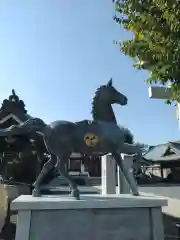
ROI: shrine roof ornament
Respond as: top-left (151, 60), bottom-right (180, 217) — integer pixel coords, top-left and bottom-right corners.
top-left (9, 89), bottom-right (20, 102)
top-left (0, 89), bottom-right (27, 114)
top-left (0, 89), bottom-right (33, 125)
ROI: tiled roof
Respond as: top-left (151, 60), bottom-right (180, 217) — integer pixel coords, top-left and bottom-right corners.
top-left (143, 144), bottom-right (168, 160)
top-left (143, 141), bottom-right (180, 162)
top-left (169, 142), bottom-right (180, 154)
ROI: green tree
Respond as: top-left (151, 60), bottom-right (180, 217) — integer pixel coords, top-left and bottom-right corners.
top-left (113, 0), bottom-right (180, 102)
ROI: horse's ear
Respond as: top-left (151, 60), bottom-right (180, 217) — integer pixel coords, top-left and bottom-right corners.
top-left (107, 78), bottom-right (112, 87)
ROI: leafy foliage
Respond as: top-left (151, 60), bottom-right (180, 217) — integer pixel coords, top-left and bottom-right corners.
top-left (113, 0), bottom-right (180, 102)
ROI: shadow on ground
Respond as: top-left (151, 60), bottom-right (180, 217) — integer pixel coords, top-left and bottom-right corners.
top-left (163, 213), bottom-right (180, 239)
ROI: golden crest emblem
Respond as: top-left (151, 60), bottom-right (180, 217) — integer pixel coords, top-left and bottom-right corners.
top-left (84, 133), bottom-right (99, 147)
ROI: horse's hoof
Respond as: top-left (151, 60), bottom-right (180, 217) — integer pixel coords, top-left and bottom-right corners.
top-left (71, 189), bottom-right (80, 200)
top-left (32, 188), bottom-right (41, 197)
top-left (132, 191), bottom-right (140, 196)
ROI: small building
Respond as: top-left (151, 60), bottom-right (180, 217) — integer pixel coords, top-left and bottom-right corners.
top-left (142, 141), bottom-right (180, 182)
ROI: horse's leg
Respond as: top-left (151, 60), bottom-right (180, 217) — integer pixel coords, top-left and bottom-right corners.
top-left (112, 152), bottom-right (139, 196)
top-left (121, 142), bottom-right (142, 173)
top-left (36, 153), bottom-right (44, 178)
top-left (32, 154), bottom-right (57, 197)
top-left (56, 155), bottom-right (80, 200)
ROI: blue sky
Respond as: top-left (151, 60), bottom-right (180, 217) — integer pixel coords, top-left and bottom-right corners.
top-left (0, 0), bottom-right (179, 145)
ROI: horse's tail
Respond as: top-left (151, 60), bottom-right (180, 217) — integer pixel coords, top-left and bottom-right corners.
top-left (120, 125), bottom-right (134, 144)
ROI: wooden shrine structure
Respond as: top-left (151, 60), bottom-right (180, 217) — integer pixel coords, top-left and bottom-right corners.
top-left (142, 141), bottom-right (180, 183)
top-left (0, 90), bottom-right (47, 183)
top-left (0, 90), bottom-right (101, 182)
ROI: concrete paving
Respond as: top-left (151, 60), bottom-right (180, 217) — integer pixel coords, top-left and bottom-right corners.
top-left (140, 185), bottom-right (180, 219)
top-left (140, 185), bottom-right (180, 199)
top-left (94, 185), bottom-right (180, 219)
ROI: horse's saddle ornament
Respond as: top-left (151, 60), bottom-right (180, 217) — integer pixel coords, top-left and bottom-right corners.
top-left (84, 133), bottom-right (99, 147)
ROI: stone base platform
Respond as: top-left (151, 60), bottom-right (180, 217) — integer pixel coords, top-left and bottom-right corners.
top-left (11, 194), bottom-right (167, 240)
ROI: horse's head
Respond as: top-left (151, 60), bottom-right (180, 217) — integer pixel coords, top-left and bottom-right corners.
top-left (98, 78), bottom-right (128, 106)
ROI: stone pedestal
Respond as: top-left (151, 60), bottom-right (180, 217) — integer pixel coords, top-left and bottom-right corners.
top-left (11, 194), bottom-right (167, 240)
top-left (117, 154), bottom-right (134, 194)
top-left (101, 154), bottom-right (116, 194)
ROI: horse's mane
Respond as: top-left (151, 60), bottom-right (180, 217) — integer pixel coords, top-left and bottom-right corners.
top-left (91, 85), bottom-right (105, 120)
top-left (91, 85), bottom-right (117, 122)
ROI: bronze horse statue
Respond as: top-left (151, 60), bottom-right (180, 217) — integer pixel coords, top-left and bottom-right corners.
top-left (0, 79), bottom-right (142, 199)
